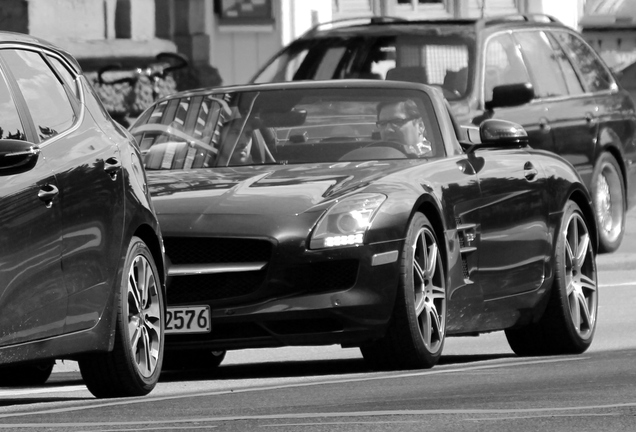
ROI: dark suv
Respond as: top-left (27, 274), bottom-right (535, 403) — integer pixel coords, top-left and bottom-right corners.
top-left (252, 14), bottom-right (636, 253)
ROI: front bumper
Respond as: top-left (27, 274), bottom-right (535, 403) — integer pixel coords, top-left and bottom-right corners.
top-left (164, 238), bottom-right (403, 351)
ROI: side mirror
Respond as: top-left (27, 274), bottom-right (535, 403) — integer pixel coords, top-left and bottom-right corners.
top-left (485, 83), bottom-right (534, 110)
top-left (461, 119), bottom-right (528, 153)
top-left (0, 139), bottom-right (40, 175)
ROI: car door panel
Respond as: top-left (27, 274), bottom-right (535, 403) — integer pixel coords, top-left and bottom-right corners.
top-left (45, 123), bottom-right (125, 333)
top-left (0, 154), bottom-right (66, 346)
top-left (472, 148), bottom-right (550, 303)
top-left (1, 48), bottom-right (126, 334)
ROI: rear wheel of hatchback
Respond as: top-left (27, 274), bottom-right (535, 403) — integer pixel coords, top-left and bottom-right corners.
top-left (79, 237), bottom-right (164, 398)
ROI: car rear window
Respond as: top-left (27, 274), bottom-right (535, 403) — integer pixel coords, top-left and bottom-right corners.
top-left (252, 31), bottom-right (475, 100)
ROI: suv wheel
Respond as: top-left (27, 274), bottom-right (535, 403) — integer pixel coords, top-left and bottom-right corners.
top-left (591, 152), bottom-right (625, 253)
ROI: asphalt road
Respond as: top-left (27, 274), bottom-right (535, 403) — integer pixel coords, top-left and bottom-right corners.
top-left (0, 210), bottom-right (634, 431)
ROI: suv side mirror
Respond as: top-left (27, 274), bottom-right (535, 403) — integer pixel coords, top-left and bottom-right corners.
top-left (0, 139), bottom-right (40, 175)
top-left (485, 83), bottom-right (534, 110)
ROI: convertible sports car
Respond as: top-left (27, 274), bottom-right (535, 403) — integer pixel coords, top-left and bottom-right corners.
top-left (130, 80), bottom-right (598, 371)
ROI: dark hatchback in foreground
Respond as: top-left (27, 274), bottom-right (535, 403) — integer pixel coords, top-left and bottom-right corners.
top-left (252, 14), bottom-right (636, 253)
top-left (130, 80), bottom-right (598, 371)
top-left (0, 32), bottom-right (165, 397)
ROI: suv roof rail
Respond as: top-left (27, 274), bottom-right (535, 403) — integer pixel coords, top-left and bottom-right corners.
top-left (301, 16), bottom-right (408, 37)
top-left (482, 13), bottom-right (561, 26)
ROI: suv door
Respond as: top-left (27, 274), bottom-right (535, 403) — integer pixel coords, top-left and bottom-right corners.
top-left (513, 30), bottom-right (597, 179)
top-left (1, 49), bottom-right (126, 334)
top-left (0, 61), bottom-right (66, 346)
top-left (478, 32), bottom-right (556, 153)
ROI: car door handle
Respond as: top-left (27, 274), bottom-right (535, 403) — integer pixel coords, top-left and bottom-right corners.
top-left (585, 112), bottom-right (597, 127)
top-left (104, 157), bottom-right (121, 180)
top-left (38, 184), bottom-right (59, 208)
top-left (524, 162), bottom-right (538, 182)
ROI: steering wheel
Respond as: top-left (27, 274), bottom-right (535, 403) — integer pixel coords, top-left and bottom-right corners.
top-left (364, 141), bottom-right (411, 154)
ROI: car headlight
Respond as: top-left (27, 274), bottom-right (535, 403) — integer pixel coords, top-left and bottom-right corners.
top-left (309, 193), bottom-right (387, 249)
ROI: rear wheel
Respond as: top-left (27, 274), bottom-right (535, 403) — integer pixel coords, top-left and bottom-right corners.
top-left (505, 200), bottom-right (597, 355)
top-left (79, 236), bottom-right (164, 398)
top-left (163, 350), bottom-right (226, 372)
top-left (361, 212), bottom-right (446, 370)
top-left (591, 152), bottom-right (625, 253)
top-left (0, 361), bottom-right (54, 386)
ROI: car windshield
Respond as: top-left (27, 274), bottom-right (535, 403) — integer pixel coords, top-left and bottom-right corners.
top-left (252, 29), bottom-right (475, 101)
top-left (129, 86), bottom-right (444, 169)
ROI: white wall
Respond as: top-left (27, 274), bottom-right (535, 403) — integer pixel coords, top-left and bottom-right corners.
top-left (526, 0), bottom-right (584, 29)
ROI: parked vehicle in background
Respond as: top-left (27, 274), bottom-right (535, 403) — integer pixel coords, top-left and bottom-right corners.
top-left (0, 31), bottom-right (166, 398)
top-left (129, 79), bottom-right (598, 372)
top-left (251, 14), bottom-right (636, 253)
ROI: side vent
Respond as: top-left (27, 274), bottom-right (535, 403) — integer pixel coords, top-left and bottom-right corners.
top-left (456, 217), bottom-right (477, 281)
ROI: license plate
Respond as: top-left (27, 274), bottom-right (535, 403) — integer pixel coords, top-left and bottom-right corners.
top-left (166, 306), bottom-right (211, 334)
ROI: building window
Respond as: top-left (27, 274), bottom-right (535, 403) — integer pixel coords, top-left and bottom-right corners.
top-left (392, 0), bottom-right (450, 19)
top-left (217, 0), bottom-right (274, 26)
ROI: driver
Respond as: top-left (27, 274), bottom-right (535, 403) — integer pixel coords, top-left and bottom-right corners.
top-left (376, 99), bottom-right (432, 157)
top-left (221, 119), bottom-right (255, 166)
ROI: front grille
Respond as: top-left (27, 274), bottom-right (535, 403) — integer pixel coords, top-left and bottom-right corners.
top-left (165, 237), bottom-right (273, 303)
top-left (168, 270), bottom-right (267, 304)
top-left (164, 237), bottom-right (273, 265)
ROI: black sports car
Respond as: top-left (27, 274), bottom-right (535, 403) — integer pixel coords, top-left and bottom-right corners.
top-left (130, 80), bottom-right (598, 371)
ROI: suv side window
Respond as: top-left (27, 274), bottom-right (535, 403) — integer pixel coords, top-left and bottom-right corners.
top-left (484, 33), bottom-right (530, 102)
top-left (552, 31), bottom-right (613, 93)
top-left (545, 32), bottom-right (584, 96)
top-left (0, 68), bottom-right (26, 141)
top-left (1, 49), bottom-right (76, 141)
top-left (514, 31), bottom-right (568, 99)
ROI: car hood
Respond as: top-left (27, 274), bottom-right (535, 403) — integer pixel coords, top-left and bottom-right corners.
top-left (148, 160), bottom-right (420, 216)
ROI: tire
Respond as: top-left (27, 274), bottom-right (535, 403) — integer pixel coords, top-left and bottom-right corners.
top-left (505, 200), bottom-right (598, 356)
top-left (591, 152), bottom-right (625, 253)
top-left (163, 350), bottom-right (226, 372)
top-left (0, 361), bottom-right (54, 386)
top-left (360, 212), bottom-right (446, 370)
top-left (79, 236), bottom-right (164, 398)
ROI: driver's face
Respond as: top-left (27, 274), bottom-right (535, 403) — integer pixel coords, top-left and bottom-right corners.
top-left (229, 126), bottom-right (253, 164)
top-left (377, 103), bottom-right (420, 146)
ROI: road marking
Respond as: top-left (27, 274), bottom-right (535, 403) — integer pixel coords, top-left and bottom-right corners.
top-left (0, 357), bottom-right (586, 420)
top-left (0, 403), bottom-right (633, 428)
top-left (599, 281), bottom-right (635, 287)
top-left (0, 386), bottom-right (86, 397)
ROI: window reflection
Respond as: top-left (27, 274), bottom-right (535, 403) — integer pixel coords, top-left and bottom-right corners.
top-left (1, 49), bottom-right (75, 141)
top-left (0, 69), bottom-right (26, 141)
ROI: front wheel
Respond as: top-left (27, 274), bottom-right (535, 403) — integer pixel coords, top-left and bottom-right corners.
top-left (361, 212), bottom-right (446, 370)
top-left (79, 236), bottom-right (164, 398)
top-left (505, 200), bottom-right (597, 355)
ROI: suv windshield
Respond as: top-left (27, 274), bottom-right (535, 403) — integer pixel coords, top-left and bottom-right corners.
top-left (252, 29), bottom-right (476, 101)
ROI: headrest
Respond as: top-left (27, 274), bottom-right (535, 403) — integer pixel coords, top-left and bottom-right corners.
top-left (386, 66), bottom-right (428, 84)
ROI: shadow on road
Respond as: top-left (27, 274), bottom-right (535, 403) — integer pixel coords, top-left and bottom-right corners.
top-left (159, 352), bottom-right (517, 383)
